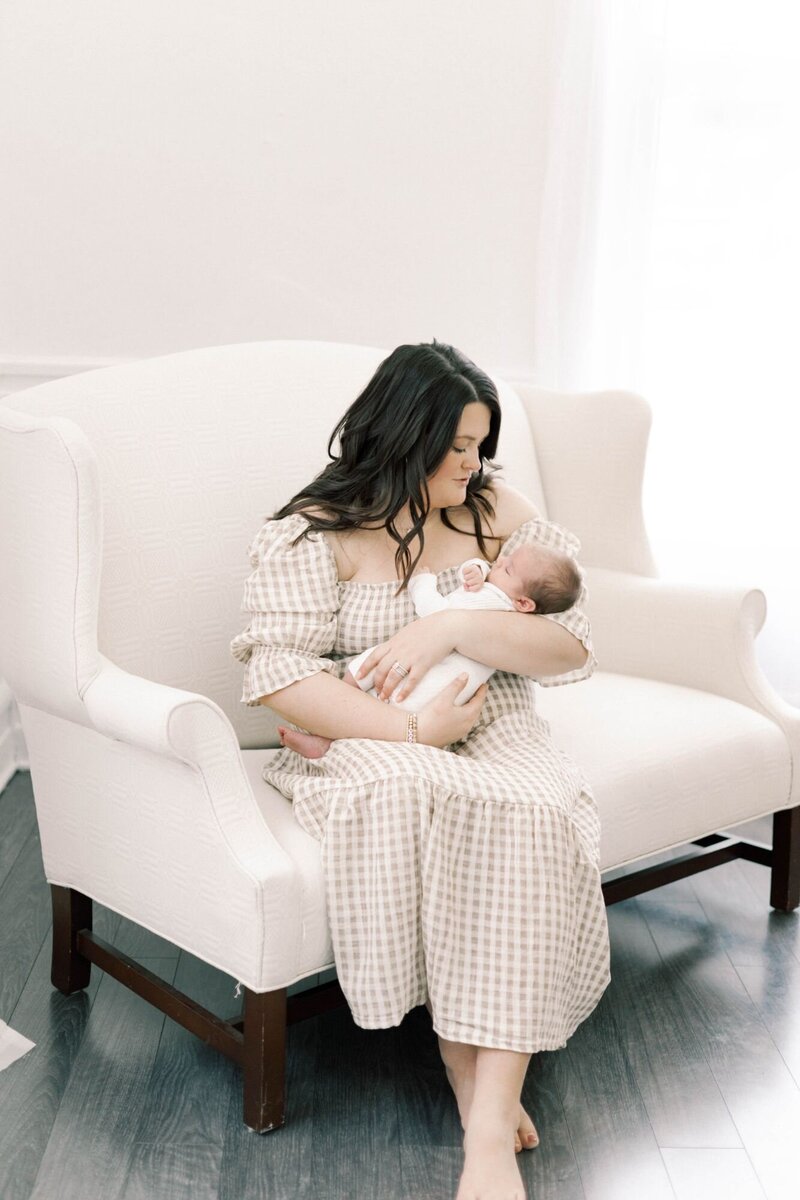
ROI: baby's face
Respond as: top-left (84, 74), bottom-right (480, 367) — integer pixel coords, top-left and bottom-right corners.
top-left (488, 545), bottom-right (554, 610)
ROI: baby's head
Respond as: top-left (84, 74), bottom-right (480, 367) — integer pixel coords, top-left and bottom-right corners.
top-left (487, 545), bottom-right (582, 614)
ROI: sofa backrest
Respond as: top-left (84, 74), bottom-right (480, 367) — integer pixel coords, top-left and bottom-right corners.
top-left (1, 339), bottom-right (548, 747)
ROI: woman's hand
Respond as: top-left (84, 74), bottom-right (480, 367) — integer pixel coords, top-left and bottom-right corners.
top-left (354, 610), bottom-right (460, 703)
top-left (416, 676), bottom-right (489, 748)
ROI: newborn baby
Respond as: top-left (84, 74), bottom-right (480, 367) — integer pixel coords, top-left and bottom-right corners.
top-left (279, 541), bottom-right (581, 759)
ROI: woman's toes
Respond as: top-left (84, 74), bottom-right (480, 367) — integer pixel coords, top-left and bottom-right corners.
top-left (518, 1103), bottom-right (539, 1149)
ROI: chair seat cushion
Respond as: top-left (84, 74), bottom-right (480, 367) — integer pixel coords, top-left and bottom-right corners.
top-left (245, 671), bottom-right (791, 971)
top-left (242, 750), bottom-right (334, 980)
top-left (536, 672), bottom-right (792, 870)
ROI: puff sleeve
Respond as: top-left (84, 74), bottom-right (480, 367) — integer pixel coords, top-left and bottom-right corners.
top-left (230, 512), bottom-right (340, 705)
top-left (497, 517), bottom-right (598, 687)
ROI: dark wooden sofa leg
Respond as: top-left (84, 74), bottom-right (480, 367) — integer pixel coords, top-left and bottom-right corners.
top-left (243, 986), bottom-right (287, 1133)
top-left (771, 805), bottom-right (800, 912)
top-left (50, 884), bottom-right (93, 993)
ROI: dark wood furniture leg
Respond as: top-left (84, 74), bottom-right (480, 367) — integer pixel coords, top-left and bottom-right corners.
top-left (771, 804), bottom-right (800, 912)
top-left (243, 987), bottom-right (287, 1133)
top-left (49, 884), bottom-right (347, 1132)
top-left (51, 883), bottom-right (92, 993)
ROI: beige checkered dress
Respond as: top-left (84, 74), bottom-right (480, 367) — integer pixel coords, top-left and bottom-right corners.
top-left (231, 512), bottom-right (611, 1052)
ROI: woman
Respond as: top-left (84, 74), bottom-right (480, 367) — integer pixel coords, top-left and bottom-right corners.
top-left (230, 341), bottom-right (611, 1200)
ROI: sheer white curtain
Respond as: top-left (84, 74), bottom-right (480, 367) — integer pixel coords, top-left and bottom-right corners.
top-left (534, 0), bottom-right (800, 705)
top-left (532, 0), bottom-right (668, 391)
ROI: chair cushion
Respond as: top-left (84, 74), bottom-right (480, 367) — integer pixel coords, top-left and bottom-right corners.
top-left (246, 673), bottom-right (792, 944)
top-left (241, 749), bottom-right (334, 978)
top-left (536, 672), bottom-right (793, 870)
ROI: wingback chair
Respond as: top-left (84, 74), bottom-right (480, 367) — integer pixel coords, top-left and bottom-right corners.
top-left (1, 340), bottom-right (798, 1133)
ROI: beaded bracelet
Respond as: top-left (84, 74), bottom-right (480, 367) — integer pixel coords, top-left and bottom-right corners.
top-left (406, 712), bottom-right (418, 744)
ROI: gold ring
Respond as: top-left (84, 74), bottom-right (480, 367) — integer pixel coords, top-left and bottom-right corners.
top-left (392, 661), bottom-right (410, 677)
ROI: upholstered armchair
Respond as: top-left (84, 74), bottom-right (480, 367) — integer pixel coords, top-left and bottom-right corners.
top-left (1, 340), bottom-right (797, 1133)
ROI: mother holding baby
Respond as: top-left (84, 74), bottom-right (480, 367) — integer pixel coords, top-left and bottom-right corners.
top-left (230, 340), bottom-right (611, 1200)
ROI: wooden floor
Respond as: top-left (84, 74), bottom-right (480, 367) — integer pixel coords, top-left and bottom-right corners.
top-left (1, 770), bottom-right (799, 1200)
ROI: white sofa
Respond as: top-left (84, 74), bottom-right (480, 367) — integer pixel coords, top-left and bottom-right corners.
top-left (1, 339), bottom-right (797, 1132)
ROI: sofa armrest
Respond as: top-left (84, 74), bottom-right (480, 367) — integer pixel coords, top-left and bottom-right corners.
top-left (82, 655), bottom-right (292, 886)
top-left (584, 567), bottom-right (800, 771)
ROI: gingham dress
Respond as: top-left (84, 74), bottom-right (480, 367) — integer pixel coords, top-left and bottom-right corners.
top-left (230, 512), bottom-right (611, 1052)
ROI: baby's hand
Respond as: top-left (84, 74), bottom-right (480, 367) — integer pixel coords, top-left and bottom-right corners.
top-left (415, 562), bottom-right (435, 576)
top-left (461, 563), bottom-right (485, 591)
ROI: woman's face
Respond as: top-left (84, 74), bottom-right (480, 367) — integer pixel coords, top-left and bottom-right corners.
top-left (426, 401), bottom-right (491, 509)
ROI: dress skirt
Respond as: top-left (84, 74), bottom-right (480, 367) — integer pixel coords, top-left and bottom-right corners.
top-left (231, 511), bottom-right (612, 1053)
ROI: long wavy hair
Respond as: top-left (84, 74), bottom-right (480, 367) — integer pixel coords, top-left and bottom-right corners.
top-left (273, 340), bottom-right (503, 593)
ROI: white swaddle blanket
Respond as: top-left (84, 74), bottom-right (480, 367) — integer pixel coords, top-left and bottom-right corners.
top-left (348, 558), bottom-right (515, 712)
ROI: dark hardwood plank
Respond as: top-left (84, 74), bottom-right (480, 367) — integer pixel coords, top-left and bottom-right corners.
top-left (397, 1146), bottom-right (465, 1200)
top-left (29, 961), bottom-right (179, 1200)
top-left (121, 1143), bottom-right (222, 1200)
top-left (396, 1004), bottom-right (462, 1146)
top-left (307, 1006), bottom-right (403, 1200)
top-left (639, 870), bottom-right (800, 1200)
top-left (556, 904), bottom-right (676, 1199)
top-left (219, 1006), bottom-right (319, 1200)
top-left (395, 1005), bottom-right (464, 1200)
top-left (683, 858), bottom-right (800, 1089)
top-left (606, 893), bottom-right (740, 1147)
top-left (0, 925), bottom-right (110, 1200)
top-left (129, 951), bottom-right (240, 1150)
top-left (517, 1051), bottom-right (586, 1200)
top-left (0, 830), bottom-right (53, 1019)
top-left (0, 770), bottom-right (38, 887)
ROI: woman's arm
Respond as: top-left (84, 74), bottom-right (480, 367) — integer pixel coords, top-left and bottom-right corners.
top-left (449, 608), bottom-right (588, 677)
top-left (259, 672), bottom-right (407, 739)
top-left (260, 667), bottom-right (487, 748)
top-left (365, 608), bottom-right (587, 703)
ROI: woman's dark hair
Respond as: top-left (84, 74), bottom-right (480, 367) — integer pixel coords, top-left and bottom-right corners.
top-left (273, 340), bottom-right (503, 593)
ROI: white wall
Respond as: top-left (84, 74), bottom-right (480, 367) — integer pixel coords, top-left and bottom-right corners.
top-left (0, 0), bottom-right (563, 380)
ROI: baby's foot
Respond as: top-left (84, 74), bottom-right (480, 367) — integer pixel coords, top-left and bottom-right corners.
top-left (277, 726), bottom-right (333, 759)
top-left (456, 1117), bottom-right (527, 1200)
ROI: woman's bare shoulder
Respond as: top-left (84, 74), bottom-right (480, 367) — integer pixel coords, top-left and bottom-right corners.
top-left (482, 480), bottom-right (542, 538)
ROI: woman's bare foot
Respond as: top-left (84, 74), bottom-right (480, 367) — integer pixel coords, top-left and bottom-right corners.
top-left (426, 1001), bottom-right (539, 1155)
top-left (277, 725), bottom-right (332, 759)
top-left (445, 1063), bottom-right (538, 1153)
top-left (456, 1115), bottom-right (527, 1200)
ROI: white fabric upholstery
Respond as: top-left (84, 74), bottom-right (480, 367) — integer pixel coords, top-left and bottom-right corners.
top-left (536, 673), bottom-right (792, 869)
top-left (0, 342), bottom-right (547, 753)
top-left (1, 339), bottom-right (797, 993)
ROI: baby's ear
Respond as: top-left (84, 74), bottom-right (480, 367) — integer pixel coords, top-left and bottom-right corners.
top-left (515, 596), bottom-right (536, 613)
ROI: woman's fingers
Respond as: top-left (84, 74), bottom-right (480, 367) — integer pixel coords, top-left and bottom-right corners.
top-left (375, 650), bottom-right (419, 699)
top-left (468, 682), bottom-right (489, 708)
top-left (394, 671), bottom-right (419, 704)
top-left (377, 659), bottom-right (409, 700)
top-left (433, 673), bottom-right (470, 703)
top-left (353, 644), bottom-right (385, 681)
